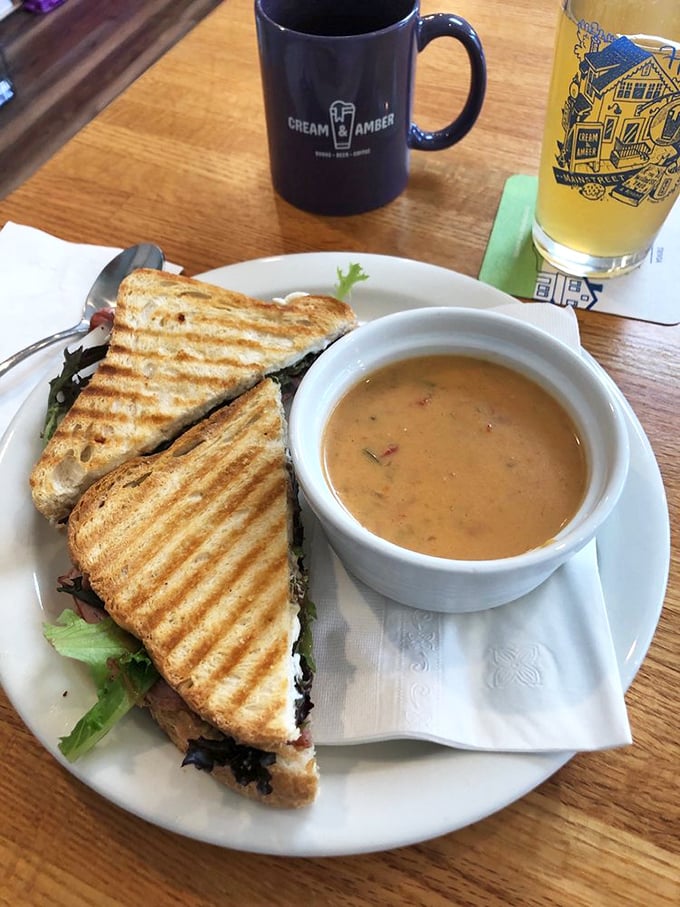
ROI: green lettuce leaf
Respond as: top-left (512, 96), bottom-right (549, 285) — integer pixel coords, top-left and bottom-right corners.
top-left (333, 262), bottom-right (369, 300)
top-left (42, 343), bottom-right (109, 444)
top-left (43, 609), bottom-right (159, 761)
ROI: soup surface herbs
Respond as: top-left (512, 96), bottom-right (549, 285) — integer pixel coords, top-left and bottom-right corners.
top-left (322, 355), bottom-right (587, 560)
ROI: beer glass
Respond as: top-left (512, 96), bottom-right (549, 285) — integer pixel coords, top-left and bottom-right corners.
top-left (532, 1), bottom-right (680, 277)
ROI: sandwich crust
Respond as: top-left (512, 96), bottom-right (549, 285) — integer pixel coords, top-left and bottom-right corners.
top-left (31, 269), bottom-right (356, 523)
top-left (68, 380), bottom-right (308, 753)
top-left (148, 695), bottom-right (318, 809)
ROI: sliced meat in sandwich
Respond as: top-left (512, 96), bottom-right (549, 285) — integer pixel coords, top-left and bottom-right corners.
top-left (30, 268), bottom-right (356, 523)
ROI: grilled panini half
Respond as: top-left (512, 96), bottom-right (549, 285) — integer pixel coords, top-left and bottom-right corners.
top-left (66, 379), bottom-right (318, 807)
top-left (31, 268), bottom-right (356, 523)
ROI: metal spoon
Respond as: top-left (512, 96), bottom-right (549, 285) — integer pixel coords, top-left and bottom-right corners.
top-left (0, 242), bottom-right (165, 378)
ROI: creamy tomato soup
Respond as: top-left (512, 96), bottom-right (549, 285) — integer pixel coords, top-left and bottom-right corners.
top-left (322, 355), bottom-right (587, 560)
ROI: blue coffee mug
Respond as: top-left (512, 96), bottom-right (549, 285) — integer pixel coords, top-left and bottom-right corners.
top-left (255, 0), bottom-right (487, 216)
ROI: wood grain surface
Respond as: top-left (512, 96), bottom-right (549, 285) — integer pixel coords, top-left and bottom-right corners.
top-left (0, 1), bottom-right (678, 904)
top-left (0, 0), bottom-right (223, 200)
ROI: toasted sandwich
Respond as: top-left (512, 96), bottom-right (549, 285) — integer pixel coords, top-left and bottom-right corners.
top-left (47, 379), bottom-right (319, 808)
top-left (30, 268), bottom-right (357, 523)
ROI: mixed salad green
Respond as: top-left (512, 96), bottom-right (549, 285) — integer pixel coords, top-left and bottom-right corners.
top-left (44, 602), bottom-right (159, 762)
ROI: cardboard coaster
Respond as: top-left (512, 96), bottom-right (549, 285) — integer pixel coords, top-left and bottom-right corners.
top-left (479, 174), bottom-right (680, 326)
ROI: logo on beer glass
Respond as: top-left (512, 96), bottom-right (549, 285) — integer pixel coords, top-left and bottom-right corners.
top-left (329, 100), bottom-right (356, 151)
top-left (549, 28), bottom-right (680, 207)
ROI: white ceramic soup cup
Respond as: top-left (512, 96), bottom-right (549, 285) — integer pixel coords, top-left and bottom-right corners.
top-left (289, 306), bottom-right (630, 613)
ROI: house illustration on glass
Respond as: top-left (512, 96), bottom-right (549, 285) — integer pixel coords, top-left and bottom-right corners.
top-left (554, 35), bottom-right (680, 204)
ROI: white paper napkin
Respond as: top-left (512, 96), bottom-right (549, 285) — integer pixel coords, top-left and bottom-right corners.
top-left (0, 221), bottom-right (182, 440)
top-left (310, 302), bottom-right (632, 752)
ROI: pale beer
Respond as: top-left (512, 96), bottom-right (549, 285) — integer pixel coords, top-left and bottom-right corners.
top-left (533, 1), bottom-right (680, 276)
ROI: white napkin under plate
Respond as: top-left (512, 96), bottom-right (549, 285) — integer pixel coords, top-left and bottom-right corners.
top-left (310, 302), bottom-right (633, 752)
top-left (0, 221), bottom-right (182, 440)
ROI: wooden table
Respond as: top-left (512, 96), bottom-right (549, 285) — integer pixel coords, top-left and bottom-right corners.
top-left (0, 1), bottom-right (677, 903)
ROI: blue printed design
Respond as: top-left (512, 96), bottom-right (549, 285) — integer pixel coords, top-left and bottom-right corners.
top-left (534, 271), bottom-right (603, 309)
top-left (553, 26), bottom-right (680, 205)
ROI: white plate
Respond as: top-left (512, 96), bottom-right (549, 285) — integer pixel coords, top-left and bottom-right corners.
top-left (0, 253), bottom-right (670, 857)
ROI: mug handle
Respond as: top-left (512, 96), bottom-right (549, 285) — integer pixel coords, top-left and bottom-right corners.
top-left (408, 14), bottom-right (487, 151)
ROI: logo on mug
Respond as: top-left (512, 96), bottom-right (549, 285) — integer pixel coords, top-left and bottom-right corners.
top-left (287, 100), bottom-right (396, 156)
top-left (330, 100), bottom-right (356, 150)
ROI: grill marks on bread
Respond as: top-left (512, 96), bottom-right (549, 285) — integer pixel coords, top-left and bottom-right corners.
top-left (30, 269), bottom-right (357, 523)
top-left (68, 380), bottom-right (302, 751)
